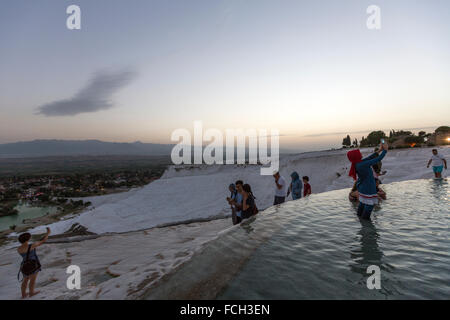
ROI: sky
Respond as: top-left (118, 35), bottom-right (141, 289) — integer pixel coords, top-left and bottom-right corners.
top-left (0, 0), bottom-right (449, 150)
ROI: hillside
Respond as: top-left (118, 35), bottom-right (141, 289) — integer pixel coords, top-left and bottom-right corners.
top-left (0, 140), bottom-right (174, 158)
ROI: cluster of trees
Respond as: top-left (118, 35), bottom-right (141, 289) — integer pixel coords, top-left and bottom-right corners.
top-left (342, 131), bottom-right (386, 148)
top-left (388, 130), bottom-right (431, 146)
top-left (0, 203), bottom-right (19, 217)
top-left (404, 135), bottom-right (425, 145)
top-left (0, 188), bottom-right (22, 201)
top-left (64, 199), bottom-right (91, 209)
top-left (388, 130), bottom-right (428, 144)
top-left (54, 199), bottom-right (91, 214)
top-left (389, 130), bottom-right (412, 138)
top-left (342, 128), bottom-right (442, 148)
top-left (359, 131), bottom-right (387, 147)
top-left (342, 135), bottom-right (359, 148)
top-left (435, 126), bottom-right (450, 133)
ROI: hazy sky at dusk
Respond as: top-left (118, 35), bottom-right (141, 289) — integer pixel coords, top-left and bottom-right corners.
top-left (1, 0), bottom-right (449, 149)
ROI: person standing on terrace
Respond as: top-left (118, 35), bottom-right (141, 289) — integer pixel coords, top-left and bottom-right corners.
top-left (273, 172), bottom-right (287, 205)
top-left (347, 142), bottom-right (388, 220)
top-left (427, 149), bottom-right (447, 179)
top-left (287, 171), bottom-right (303, 200)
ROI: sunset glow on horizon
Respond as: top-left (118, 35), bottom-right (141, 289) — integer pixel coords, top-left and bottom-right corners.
top-left (1, 0), bottom-right (449, 150)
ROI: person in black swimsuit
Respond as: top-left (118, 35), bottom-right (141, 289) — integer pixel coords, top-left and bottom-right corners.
top-left (17, 227), bottom-right (50, 299)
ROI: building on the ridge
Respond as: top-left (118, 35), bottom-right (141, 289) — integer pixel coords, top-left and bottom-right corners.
top-left (428, 126), bottom-right (450, 146)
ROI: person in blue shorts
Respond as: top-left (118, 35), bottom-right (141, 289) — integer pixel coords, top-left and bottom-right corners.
top-left (427, 149), bottom-right (447, 179)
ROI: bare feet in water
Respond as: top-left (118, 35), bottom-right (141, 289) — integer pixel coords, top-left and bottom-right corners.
top-left (29, 291), bottom-right (40, 297)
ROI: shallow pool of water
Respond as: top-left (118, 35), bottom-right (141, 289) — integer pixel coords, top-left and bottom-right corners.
top-left (146, 179), bottom-right (449, 300)
top-left (0, 204), bottom-right (58, 231)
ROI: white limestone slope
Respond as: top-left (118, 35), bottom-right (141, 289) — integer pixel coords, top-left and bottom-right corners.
top-left (0, 219), bottom-right (232, 300)
top-left (23, 146), bottom-right (450, 235)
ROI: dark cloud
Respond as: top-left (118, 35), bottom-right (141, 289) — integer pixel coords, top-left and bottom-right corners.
top-left (36, 68), bottom-right (137, 116)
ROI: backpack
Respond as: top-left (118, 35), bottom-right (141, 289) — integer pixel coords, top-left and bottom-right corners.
top-left (252, 204), bottom-right (259, 216)
top-left (250, 195), bottom-right (259, 215)
top-left (18, 245), bottom-right (41, 281)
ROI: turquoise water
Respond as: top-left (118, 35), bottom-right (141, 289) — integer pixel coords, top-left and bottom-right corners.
top-left (146, 179), bottom-right (449, 300)
top-left (0, 204), bottom-right (58, 231)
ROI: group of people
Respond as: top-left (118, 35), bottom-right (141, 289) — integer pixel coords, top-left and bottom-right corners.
top-left (226, 171), bottom-right (312, 225)
top-left (227, 145), bottom-right (447, 225)
top-left (227, 180), bottom-right (258, 225)
top-left (273, 171), bottom-right (312, 205)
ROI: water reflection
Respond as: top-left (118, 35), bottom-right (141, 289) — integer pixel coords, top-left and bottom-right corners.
top-left (429, 178), bottom-right (448, 202)
top-left (240, 218), bottom-right (256, 234)
top-left (350, 218), bottom-right (383, 275)
top-left (148, 179), bottom-right (450, 299)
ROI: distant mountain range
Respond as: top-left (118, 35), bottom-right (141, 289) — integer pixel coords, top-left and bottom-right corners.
top-left (0, 139), bottom-right (303, 158)
top-left (0, 140), bottom-right (175, 158)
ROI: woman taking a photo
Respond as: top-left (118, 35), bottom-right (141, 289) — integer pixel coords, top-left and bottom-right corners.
top-left (17, 227), bottom-right (51, 298)
top-left (347, 142), bottom-right (388, 220)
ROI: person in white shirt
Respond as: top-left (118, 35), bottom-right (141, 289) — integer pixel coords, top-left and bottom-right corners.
top-left (273, 172), bottom-right (287, 205)
top-left (427, 149), bottom-right (447, 179)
